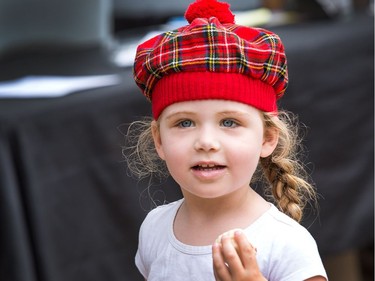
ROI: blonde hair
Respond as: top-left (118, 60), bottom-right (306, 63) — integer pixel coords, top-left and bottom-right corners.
top-left (122, 110), bottom-right (317, 222)
top-left (259, 111), bottom-right (317, 222)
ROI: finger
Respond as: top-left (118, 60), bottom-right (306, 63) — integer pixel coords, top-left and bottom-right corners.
top-left (233, 230), bottom-right (258, 269)
top-left (212, 242), bottom-right (231, 281)
top-left (220, 233), bottom-right (244, 274)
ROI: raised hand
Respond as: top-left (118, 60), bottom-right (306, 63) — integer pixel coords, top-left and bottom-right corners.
top-left (212, 230), bottom-right (267, 281)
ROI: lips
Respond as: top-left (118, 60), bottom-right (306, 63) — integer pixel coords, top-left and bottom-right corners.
top-left (190, 162), bottom-right (228, 182)
top-left (192, 163), bottom-right (226, 171)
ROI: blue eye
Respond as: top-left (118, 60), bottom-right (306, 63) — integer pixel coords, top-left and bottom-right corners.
top-left (179, 120), bottom-right (193, 127)
top-left (221, 119), bottom-right (237, 127)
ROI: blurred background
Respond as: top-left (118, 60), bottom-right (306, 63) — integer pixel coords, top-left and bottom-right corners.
top-left (0, 0), bottom-right (373, 281)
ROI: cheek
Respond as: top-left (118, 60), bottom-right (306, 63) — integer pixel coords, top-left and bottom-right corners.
top-left (232, 149), bottom-right (259, 168)
top-left (159, 136), bottom-right (186, 162)
top-left (160, 144), bottom-right (187, 183)
top-left (229, 139), bottom-right (263, 170)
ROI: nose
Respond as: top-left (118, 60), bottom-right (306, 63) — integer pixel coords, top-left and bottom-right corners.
top-left (193, 126), bottom-right (220, 152)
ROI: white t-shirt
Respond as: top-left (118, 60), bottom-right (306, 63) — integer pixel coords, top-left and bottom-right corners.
top-left (135, 199), bottom-right (327, 281)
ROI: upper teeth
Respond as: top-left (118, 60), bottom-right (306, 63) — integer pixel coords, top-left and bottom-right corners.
top-left (200, 164), bottom-right (215, 168)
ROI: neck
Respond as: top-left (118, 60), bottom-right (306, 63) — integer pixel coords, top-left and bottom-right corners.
top-left (184, 188), bottom-right (254, 215)
top-left (180, 186), bottom-right (265, 224)
top-left (173, 187), bottom-right (269, 246)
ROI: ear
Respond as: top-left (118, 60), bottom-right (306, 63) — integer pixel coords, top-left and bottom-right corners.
top-left (260, 126), bottom-right (279, 158)
top-left (151, 120), bottom-right (166, 160)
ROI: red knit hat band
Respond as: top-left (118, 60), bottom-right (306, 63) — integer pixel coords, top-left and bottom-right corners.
top-left (152, 72), bottom-right (276, 119)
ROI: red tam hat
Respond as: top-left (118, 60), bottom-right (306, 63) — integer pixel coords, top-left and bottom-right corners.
top-left (133, 0), bottom-right (288, 119)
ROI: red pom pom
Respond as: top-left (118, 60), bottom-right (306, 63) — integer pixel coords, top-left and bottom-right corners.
top-left (184, 0), bottom-right (235, 24)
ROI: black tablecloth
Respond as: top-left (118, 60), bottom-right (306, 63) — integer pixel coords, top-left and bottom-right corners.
top-left (0, 14), bottom-right (373, 281)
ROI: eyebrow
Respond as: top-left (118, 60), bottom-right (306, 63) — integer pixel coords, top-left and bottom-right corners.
top-left (217, 111), bottom-right (250, 117)
top-left (165, 110), bottom-right (250, 120)
top-left (165, 111), bottom-right (196, 120)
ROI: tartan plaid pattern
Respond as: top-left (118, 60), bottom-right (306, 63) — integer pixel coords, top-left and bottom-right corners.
top-left (133, 17), bottom-right (288, 116)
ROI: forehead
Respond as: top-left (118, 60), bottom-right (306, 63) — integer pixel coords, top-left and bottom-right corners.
top-left (160, 99), bottom-right (262, 119)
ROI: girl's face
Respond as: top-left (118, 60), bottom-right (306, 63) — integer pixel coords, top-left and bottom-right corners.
top-left (152, 100), bottom-right (278, 199)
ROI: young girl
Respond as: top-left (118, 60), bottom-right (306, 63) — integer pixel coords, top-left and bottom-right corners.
top-left (126, 0), bottom-right (327, 280)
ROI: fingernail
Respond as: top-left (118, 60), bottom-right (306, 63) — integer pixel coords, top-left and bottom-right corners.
top-left (213, 242), bottom-right (220, 249)
top-left (234, 230), bottom-right (242, 236)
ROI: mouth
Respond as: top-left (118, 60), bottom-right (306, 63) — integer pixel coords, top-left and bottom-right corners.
top-left (192, 163), bottom-right (226, 171)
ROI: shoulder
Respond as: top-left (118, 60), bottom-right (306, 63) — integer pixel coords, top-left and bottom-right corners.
top-left (143, 199), bottom-right (182, 221)
top-left (138, 200), bottom-right (185, 256)
top-left (139, 199), bottom-right (182, 236)
top-left (261, 205), bottom-right (315, 243)
top-left (250, 205), bottom-right (327, 280)
top-left (249, 205), bottom-right (321, 263)
top-left (136, 199), bottom-right (183, 273)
